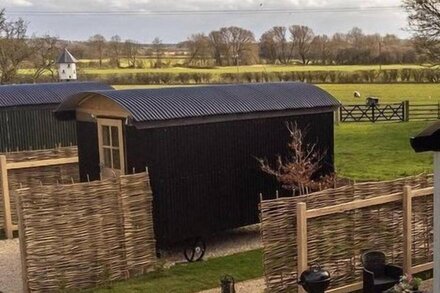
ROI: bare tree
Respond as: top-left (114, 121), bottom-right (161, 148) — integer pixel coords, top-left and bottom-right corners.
top-left (208, 30), bottom-right (226, 66)
top-left (109, 35), bottom-right (122, 67)
top-left (152, 37), bottom-right (164, 68)
top-left (124, 40), bottom-right (139, 68)
top-left (257, 122), bottom-right (334, 195)
top-left (0, 9), bottom-right (31, 84)
top-left (260, 26), bottom-right (294, 64)
top-left (221, 26), bottom-right (256, 65)
top-left (29, 35), bottom-right (59, 82)
top-left (404, 0), bottom-right (440, 65)
top-left (289, 25), bottom-right (315, 64)
top-left (186, 33), bottom-right (212, 66)
top-left (88, 34), bottom-right (106, 67)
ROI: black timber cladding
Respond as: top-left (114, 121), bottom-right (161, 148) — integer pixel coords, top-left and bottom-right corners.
top-left (129, 112), bottom-right (334, 245)
top-left (56, 82), bottom-right (340, 127)
top-left (0, 82), bottom-right (113, 151)
top-left (410, 120), bottom-right (440, 152)
top-left (65, 83), bottom-right (337, 246)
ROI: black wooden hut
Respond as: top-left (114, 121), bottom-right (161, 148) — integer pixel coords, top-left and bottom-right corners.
top-left (55, 83), bottom-right (340, 247)
top-left (0, 82), bottom-right (113, 151)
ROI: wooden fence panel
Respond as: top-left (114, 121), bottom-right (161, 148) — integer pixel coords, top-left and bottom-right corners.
top-left (409, 103), bottom-right (440, 121)
top-left (15, 171), bottom-right (156, 292)
top-left (260, 174), bottom-right (433, 293)
top-left (340, 102), bottom-right (406, 123)
top-left (0, 147), bottom-right (79, 238)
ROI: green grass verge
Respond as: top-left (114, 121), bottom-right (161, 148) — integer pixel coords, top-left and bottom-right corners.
top-left (89, 249), bottom-right (263, 293)
top-left (335, 121), bottom-right (433, 181)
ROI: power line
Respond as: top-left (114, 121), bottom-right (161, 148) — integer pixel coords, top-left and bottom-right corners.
top-left (6, 6), bottom-right (403, 16)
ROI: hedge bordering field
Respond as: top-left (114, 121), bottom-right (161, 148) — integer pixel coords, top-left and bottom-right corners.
top-left (15, 68), bottom-right (440, 85)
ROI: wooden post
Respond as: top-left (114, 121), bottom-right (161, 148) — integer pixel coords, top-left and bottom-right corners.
top-left (403, 185), bottom-right (412, 273)
top-left (404, 100), bottom-right (410, 122)
top-left (16, 192), bottom-right (29, 293)
top-left (0, 155), bottom-right (13, 239)
top-left (433, 152), bottom-right (440, 293)
top-left (297, 202), bottom-right (308, 293)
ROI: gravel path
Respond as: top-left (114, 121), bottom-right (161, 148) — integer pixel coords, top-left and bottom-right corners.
top-left (160, 225), bottom-right (261, 263)
top-left (0, 239), bottom-right (21, 293)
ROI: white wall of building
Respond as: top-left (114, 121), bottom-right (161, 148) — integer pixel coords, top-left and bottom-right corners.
top-left (58, 63), bottom-right (77, 81)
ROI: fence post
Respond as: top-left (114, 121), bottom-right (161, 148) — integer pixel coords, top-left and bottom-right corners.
top-left (404, 101), bottom-right (410, 122)
top-left (297, 202), bottom-right (308, 293)
top-left (16, 192), bottom-right (29, 293)
top-left (403, 185), bottom-right (412, 274)
top-left (0, 155), bottom-right (13, 239)
top-left (436, 102), bottom-right (440, 119)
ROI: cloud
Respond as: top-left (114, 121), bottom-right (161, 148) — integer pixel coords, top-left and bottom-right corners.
top-left (4, 0), bottom-right (33, 7)
top-left (0, 0), bottom-right (408, 42)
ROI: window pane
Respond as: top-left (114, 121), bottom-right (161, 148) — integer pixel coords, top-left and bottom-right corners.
top-left (102, 126), bottom-right (110, 146)
top-left (103, 148), bottom-right (112, 168)
top-left (111, 126), bottom-right (119, 147)
top-left (112, 149), bottom-right (121, 169)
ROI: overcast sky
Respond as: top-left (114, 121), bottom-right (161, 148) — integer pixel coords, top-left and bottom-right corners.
top-left (0, 0), bottom-right (409, 43)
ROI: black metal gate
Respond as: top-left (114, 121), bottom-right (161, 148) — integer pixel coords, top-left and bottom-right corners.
top-left (340, 102), bottom-right (407, 123)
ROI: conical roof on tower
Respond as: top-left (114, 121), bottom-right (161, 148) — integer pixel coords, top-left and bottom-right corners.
top-left (56, 48), bottom-right (78, 64)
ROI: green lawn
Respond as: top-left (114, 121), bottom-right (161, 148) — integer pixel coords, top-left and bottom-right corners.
top-left (89, 250), bottom-right (262, 293)
top-left (335, 121), bottom-right (433, 180)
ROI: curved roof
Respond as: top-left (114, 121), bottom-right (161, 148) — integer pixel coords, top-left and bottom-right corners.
top-left (56, 82), bottom-right (340, 127)
top-left (0, 82), bottom-right (114, 107)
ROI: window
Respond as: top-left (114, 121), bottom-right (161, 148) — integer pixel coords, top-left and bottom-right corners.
top-left (97, 119), bottom-right (125, 177)
top-left (101, 125), bottom-right (121, 169)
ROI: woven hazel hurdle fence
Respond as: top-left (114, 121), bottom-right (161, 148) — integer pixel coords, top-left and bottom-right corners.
top-left (0, 147), bottom-right (79, 239)
top-left (15, 171), bottom-right (156, 293)
top-left (260, 174), bottom-right (433, 293)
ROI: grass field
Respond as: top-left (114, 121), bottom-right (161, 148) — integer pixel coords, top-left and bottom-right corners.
top-left (19, 64), bottom-right (426, 76)
top-left (90, 250), bottom-right (263, 293)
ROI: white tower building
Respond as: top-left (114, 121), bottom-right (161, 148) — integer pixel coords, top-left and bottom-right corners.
top-left (56, 48), bottom-right (78, 81)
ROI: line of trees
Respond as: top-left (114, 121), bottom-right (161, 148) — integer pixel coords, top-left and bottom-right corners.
top-left (182, 26), bottom-right (418, 67)
top-left (70, 27), bottom-right (420, 69)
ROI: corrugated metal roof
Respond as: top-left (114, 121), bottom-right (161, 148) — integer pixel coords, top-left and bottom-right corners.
top-left (0, 82), bottom-right (114, 107)
top-left (56, 49), bottom-right (77, 64)
top-left (57, 82), bottom-right (340, 126)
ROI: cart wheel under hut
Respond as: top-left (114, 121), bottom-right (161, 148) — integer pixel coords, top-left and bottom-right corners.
top-left (184, 238), bottom-right (206, 262)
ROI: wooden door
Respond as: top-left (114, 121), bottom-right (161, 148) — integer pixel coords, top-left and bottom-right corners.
top-left (97, 118), bottom-right (125, 178)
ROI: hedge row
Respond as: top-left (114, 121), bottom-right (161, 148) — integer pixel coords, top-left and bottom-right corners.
top-left (15, 68), bottom-right (440, 84)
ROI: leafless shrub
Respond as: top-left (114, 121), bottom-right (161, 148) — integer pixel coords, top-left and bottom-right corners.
top-left (257, 122), bottom-right (334, 195)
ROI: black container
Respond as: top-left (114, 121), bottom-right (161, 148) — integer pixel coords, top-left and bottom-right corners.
top-left (299, 264), bottom-right (331, 293)
top-left (366, 97), bottom-right (379, 106)
top-left (220, 275), bottom-right (235, 293)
